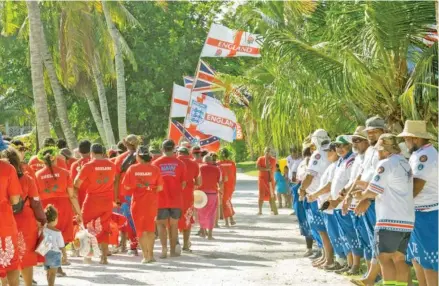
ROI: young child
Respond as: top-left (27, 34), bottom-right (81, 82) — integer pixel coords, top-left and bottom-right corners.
top-left (43, 205), bottom-right (65, 286)
top-left (283, 165), bottom-right (292, 208)
top-left (274, 164), bottom-right (288, 208)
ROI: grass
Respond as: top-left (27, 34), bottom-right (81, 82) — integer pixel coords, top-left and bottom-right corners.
top-left (236, 161), bottom-right (258, 177)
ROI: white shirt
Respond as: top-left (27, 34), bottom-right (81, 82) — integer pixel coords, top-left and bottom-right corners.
top-left (297, 159), bottom-right (309, 182)
top-left (287, 155), bottom-right (302, 181)
top-left (346, 153), bottom-right (366, 210)
top-left (368, 154), bottom-right (415, 232)
top-left (306, 149), bottom-right (330, 194)
top-left (43, 228), bottom-right (65, 252)
top-left (330, 152), bottom-right (356, 209)
top-left (360, 146), bottom-right (380, 182)
top-left (316, 162), bottom-right (336, 214)
top-left (409, 144), bottom-right (438, 212)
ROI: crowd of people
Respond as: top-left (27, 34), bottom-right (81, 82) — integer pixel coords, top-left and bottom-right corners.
top-left (259, 117), bottom-right (437, 286)
top-left (0, 134), bottom-right (237, 286)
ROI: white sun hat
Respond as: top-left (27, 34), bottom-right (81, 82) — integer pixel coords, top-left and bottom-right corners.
top-left (193, 190), bottom-right (208, 209)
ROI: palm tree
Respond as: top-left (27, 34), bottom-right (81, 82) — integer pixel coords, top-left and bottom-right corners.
top-left (26, 0), bottom-right (51, 146)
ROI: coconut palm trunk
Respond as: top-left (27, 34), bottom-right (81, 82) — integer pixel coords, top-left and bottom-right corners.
top-left (92, 63), bottom-right (116, 147)
top-left (102, 1), bottom-right (128, 140)
top-left (26, 0), bottom-right (51, 146)
top-left (32, 3), bottom-right (78, 149)
top-left (84, 89), bottom-right (108, 147)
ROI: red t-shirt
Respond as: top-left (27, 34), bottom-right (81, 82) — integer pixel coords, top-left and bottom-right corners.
top-left (218, 160), bottom-right (237, 188)
top-left (70, 157), bottom-right (91, 181)
top-left (199, 163), bottom-right (221, 191)
top-left (178, 155), bottom-right (199, 190)
top-left (18, 173), bottom-right (39, 200)
top-left (152, 156), bottom-right (186, 209)
top-left (256, 156), bottom-right (276, 179)
top-left (66, 158), bottom-right (77, 170)
top-left (29, 155), bottom-right (68, 172)
top-left (21, 163), bottom-right (36, 181)
top-left (35, 165), bottom-right (72, 200)
top-left (78, 159), bottom-right (116, 197)
top-left (0, 161), bottom-right (22, 237)
top-left (122, 163), bottom-right (163, 199)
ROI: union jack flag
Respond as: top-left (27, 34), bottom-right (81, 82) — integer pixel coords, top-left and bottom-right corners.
top-left (183, 76), bottom-right (194, 89)
top-left (192, 60), bottom-right (225, 97)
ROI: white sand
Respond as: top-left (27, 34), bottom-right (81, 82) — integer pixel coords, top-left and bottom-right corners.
top-left (32, 173), bottom-right (352, 286)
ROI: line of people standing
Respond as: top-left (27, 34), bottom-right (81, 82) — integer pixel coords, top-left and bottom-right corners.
top-left (0, 134), bottom-right (237, 286)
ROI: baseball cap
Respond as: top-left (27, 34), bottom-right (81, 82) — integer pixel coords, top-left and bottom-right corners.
top-left (192, 146), bottom-right (201, 154)
top-left (374, 134), bottom-right (401, 154)
top-left (351, 126), bottom-right (368, 140)
top-left (364, 116), bottom-right (385, 131)
top-left (125, 134), bottom-right (140, 146)
top-left (91, 143), bottom-right (105, 154)
top-left (177, 146), bottom-right (189, 154)
top-left (334, 135), bottom-right (351, 145)
top-left (137, 146), bottom-right (150, 156)
top-left (322, 142), bottom-right (337, 152)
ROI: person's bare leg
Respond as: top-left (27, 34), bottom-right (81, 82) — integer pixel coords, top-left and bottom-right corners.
top-left (183, 229), bottom-right (191, 250)
top-left (320, 232), bottom-right (334, 266)
top-left (277, 193), bottom-right (282, 208)
top-left (258, 200), bottom-right (263, 215)
top-left (1, 277), bottom-right (7, 286)
top-left (424, 268), bottom-right (438, 286)
top-left (412, 260), bottom-right (427, 286)
top-left (230, 216), bottom-right (236, 225)
top-left (47, 268), bottom-right (57, 286)
top-left (139, 232), bottom-right (148, 260)
top-left (349, 254), bottom-right (361, 273)
top-left (169, 218), bottom-right (179, 257)
top-left (393, 252), bottom-right (410, 284)
top-left (207, 229), bottom-right (214, 240)
top-left (379, 253), bottom-right (396, 282)
top-left (61, 247), bottom-right (69, 265)
top-left (146, 232), bottom-right (155, 262)
top-left (100, 243), bottom-right (109, 264)
top-left (6, 270), bottom-right (19, 286)
top-left (360, 261), bottom-right (381, 284)
top-left (21, 267), bottom-right (33, 286)
top-left (119, 231), bottom-right (127, 252)
top-left (157, 220), bottom-right (168, 258)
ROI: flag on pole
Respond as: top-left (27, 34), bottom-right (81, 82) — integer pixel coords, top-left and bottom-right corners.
top-left (186, 95), bottom-right (237, 142)
top-left (170, 84), bottom-right (191, 118)
top-left (183, 76), bottom-right (194, 89)
top-left (169, 120), bottom-right (220, 152)
top-left (201, 24), bottom-right (263, 58)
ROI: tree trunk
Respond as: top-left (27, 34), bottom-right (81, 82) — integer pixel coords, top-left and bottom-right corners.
top-left (27, 1), bottom-right (51, 147)
top-left (102, 1), bottom-right (128, 140)
top-left (84, 89), bottom-right (108, 147)
top-left (92, 63), bottom-right (116, 147)
top-left (34, 3), bottom-right (77, 149)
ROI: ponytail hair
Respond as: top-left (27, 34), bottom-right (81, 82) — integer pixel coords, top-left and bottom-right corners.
top-left (136, 145), bottom-right (152, 163)
top-left (37, 146), bottom-right (58, 180)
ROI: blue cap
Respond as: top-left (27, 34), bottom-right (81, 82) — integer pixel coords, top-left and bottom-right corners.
top-left (0, 133), bottom-right (9, 151)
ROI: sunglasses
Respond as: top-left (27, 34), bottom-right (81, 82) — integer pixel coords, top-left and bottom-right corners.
top-left (352, 138), bottom-right (366, 143)
top-left (335, 143), bottom-right (348, 148)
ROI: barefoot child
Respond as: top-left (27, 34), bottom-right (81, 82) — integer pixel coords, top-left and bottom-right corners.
top-left (43, 205), bottom-right (65, 286)
top-left (274, 164), bottom-right (288, 208)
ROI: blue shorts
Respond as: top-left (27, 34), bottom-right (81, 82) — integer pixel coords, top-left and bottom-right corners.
top-left (350, 211), bottom-right (373, 260)
top-left (44, 250), bottom-right (61, 270)
top-left (292, 184), bottom-right (312, 238)
top-left (334, 210), bottom-right (363, 257)
top-left (361, 201), bottom-right (377, 257)
top-left (322, 212), bottom-right (346, 259)
top-left (304, 199), bottom-right (324, 248)
top-left (407, 210), bottom-right (438, 271)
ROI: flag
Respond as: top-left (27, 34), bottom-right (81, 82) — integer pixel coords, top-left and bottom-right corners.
top-left (191, 60), bottom-right (225, 98)
top-left (235, 123), bottom-right (244, 140)
top-left (186, 95), bottom-right (237, 142)
top-left (170, 84), bottom-right (190, 118)
top-left (183, 76), bottom-right (194, 89)
top-left (169, 120), bottom-right (220, 152)
top-left (201, 24), bottom-right (263, 58)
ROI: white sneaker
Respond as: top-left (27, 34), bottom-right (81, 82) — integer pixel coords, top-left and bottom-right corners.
top-left (175, 244), bottom-right (182, 256)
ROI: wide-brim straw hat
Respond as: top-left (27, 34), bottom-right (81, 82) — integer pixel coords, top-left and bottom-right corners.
top-left (193, 190), bottom-right (208, 209)
top-left (397, 120), bottom-right (436, 140)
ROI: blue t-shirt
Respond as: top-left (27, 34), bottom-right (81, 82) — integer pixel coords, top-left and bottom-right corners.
top-left (274, 171), bottom-right (287, 194)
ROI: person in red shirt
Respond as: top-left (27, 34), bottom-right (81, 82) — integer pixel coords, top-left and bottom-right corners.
top-left (218, 148), bottom-right (237, 227)
top-left (177, 147), bottom-right (200, 252)
top-left (74, 143), bottom-right (116, 264)
top-left (10, 140), bottom-right (36, 182)
top-left (28, 138), bottom-right (68, 172)
top-left (113, 135), bottom-right (140, 256)
top-left (70, 140), bottom-right (92, 208)
top-left (34, 146), bottom-right (82, 274)
top-left (152, 140), bottom-right (186, 258)
top-left (2, 147), bottom-right (46, 286)
top-left (198, 155), bottom-right (222, 240)
top-left (191, 146), bottom-right (203, 164)
top-left (123, 146), bottom-right (163, 263)
top-left (256, 147), bottom-right (277, 215)
top-left (0, 135), bottom-right (23, 286)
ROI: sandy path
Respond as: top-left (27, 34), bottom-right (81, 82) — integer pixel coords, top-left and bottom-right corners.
top-left (32, 173), bottom-right (352, 286)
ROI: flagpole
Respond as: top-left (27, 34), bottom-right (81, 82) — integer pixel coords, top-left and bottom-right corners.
top-left (167, 83), bottom-right (176, 138)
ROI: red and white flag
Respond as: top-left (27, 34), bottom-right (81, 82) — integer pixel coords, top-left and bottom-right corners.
top-left (170, 83), bottom-right (190, 118)
top-left (201, 24), bottom-right (262, 58)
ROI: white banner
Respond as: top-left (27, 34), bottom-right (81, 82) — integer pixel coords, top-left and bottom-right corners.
top-left (170, 83), bottom-right (191, 118)
top-left (201, 24), bottom-right (262, 58)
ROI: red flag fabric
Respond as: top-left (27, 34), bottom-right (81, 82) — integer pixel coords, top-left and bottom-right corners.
top-left (169, 120), bottom-right (220, 152)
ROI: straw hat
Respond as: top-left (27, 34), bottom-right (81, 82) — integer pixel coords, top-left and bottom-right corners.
top-left (193, 190), bottom-right (208, 209)
top-left (397, 120), bottom-right (435, 140)
top-left (374, 134), bottom-right (401, 154)
top-left (351, 126), bottom-right (367, 140)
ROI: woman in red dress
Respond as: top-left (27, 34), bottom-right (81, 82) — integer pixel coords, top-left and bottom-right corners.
top-left (218, 148), bottom-right (237, 227)
top-left (0, 137), bottom-right (23, 286)
top-left (34, 147), bottom-right (82, 275)
top-left (123, 146), bottom-right (163, 263)
top-left (2, 148), bottom-right (45, 286)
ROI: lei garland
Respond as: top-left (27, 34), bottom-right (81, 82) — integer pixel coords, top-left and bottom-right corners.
top-left (37, 146), bottom-right (59, 162)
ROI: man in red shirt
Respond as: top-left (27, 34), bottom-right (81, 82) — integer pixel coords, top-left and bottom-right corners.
top-left (28, 138), bottom-right (68, 171)
top-left (192, 146), bottom-right (203, 164)
top-left (74, 143), bottom-right (116, 264)
top-left (152, 140), bottom-right (187, 258)
top-left (71, 140), bottom-right (92, 208)
top-left (177, 147), bottom-right (200, 252)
